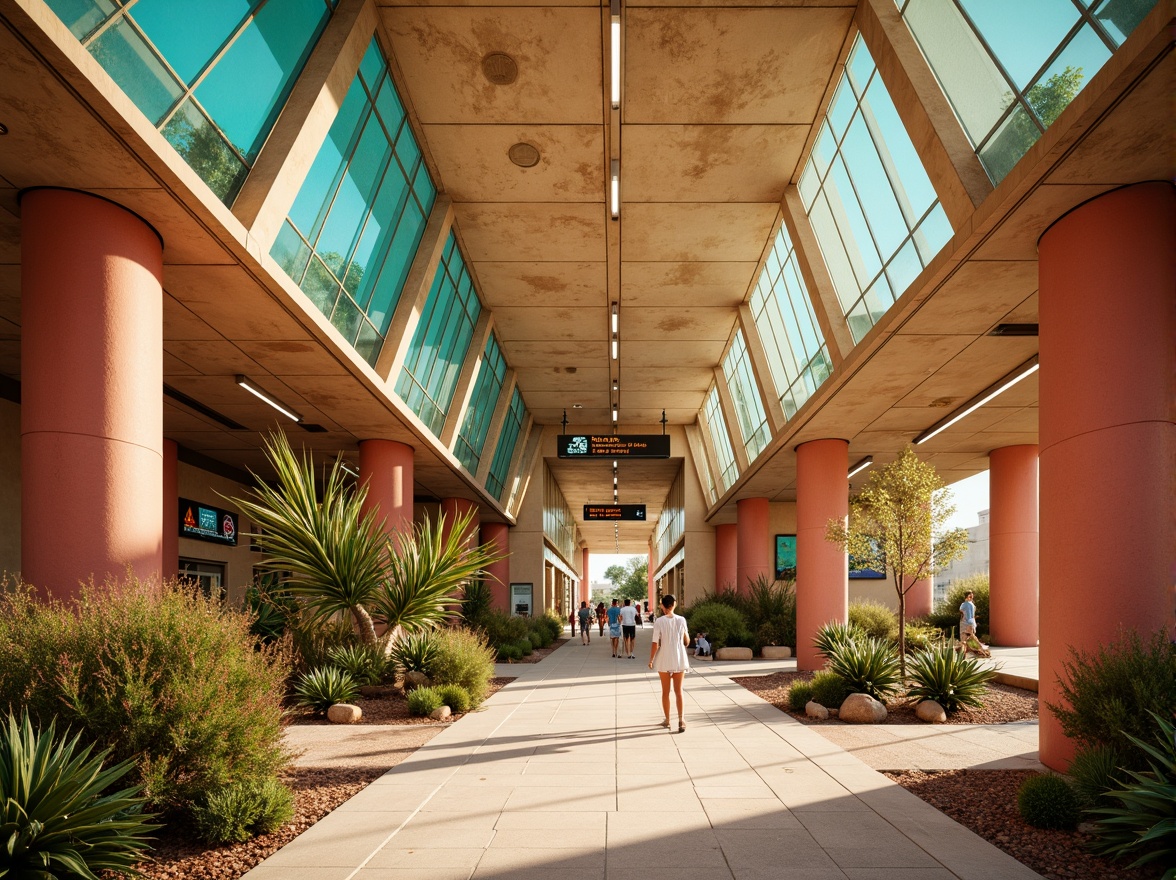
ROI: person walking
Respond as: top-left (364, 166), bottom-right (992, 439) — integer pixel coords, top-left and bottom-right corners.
top-left (648, 594), bottom-right (690, 731)
top-left (577, 601), bottom-right (592, 645)
top-left (607, 598), bottom-right (622, 657)
top-left (619, 598), bottom-right (638, 658)
top-left (596, 601), bottom-right (607, 637)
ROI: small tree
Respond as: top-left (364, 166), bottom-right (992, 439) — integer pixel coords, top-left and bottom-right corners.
top-left (825, 448), bottom-right (970, 675)
top-left (604, 557), bottom-right (649, 603)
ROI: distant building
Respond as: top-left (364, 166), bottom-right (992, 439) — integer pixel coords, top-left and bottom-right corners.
top-left (935, 510), bottom-right (990, 605)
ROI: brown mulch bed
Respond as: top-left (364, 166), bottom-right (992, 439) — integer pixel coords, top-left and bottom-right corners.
top-left (883, 770), bottom-right (1162, 880)
top-left (287, 676), bottom-right (516, 725)
top-left (732, 670), bottom-right (1038, 724)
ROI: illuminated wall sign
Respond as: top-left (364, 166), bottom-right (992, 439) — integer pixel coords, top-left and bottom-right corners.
top-left (583, 504), bottom-right (647, 521)
top-left (558, 434), bottom-right (670, 459)
top-left (179, 498), bottom-right (239, 546)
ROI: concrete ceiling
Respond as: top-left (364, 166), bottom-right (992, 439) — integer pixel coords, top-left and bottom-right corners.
top-left (0, 1), bottom-right (1171, 555)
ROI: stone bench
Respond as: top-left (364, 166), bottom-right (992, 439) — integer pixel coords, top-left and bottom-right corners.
top-left (760, 646), bottom-right (792, 659)
top-left (714, 646), bottom-right (753, 661)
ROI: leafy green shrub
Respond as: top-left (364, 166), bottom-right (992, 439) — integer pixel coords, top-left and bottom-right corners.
top-left (788, 680), bottom-right (815, 711)
top-left (536, 612), bottom-right (565, 642)
top-left (243, 582), bottom-right (298, 644)
top-left (435, 683), bottom-right (472, 714)
top-left (407, 686), bottom-right (444, 716)
top-left (459, 578), bottom-right (494, 627)
top-left (1087, 712), bottom-right (1176, 873)
top-left (0, 711), bottom-right (158, 878)
top-left (848, 600), bottom-right (898, 643)
top-left (1068, 744), bottom-right (1128, 807)
top-left (905, 645), bottom-right (995, 714)
top-left (903, 622), bottom-right (943, 653)
top-left (745, 576), bottom-right (796, 651)
top-left (192, 776), bottom-right (294, 844)
top-left (517, 638), bottom-right (534, 656)
top-left (497, 643), bottom-right (523, 662)
top-left (328, 642), bottom-right (389, 686)
top-left (424, 627), bottom-right (496, 707)
top-left (0, 581), bottom-right (289, 817)
top-left (288, 616), bottom-right (355, 674)
top-left (476, 609), bottom-right (530, 649)
top-left (812, 620), bottom-right (867, 663)
top-left (294, 667), bottom-right (359, 713)
top-left (688, 603), bottom-right (752, 650)
top-left (526, 631), bottom-right (542, 650)
top-left (1049, 629), bottom-right (1176, 773)
top-left (809, 669), bottom-right (852, 709)
top-left (390, 631), bottom-right (438, 674)
top-left (927, 574), bottom-right (989, 637)
top-left (1017, 773), bottom-right (1080, 830)
top-left (826, 636), bottom-right (902, 701)
top-left (530, 626), bottom-right (552, 648)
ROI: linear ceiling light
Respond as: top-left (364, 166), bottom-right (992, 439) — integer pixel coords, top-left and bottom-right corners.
top-left (611, 334), bottom-right (618, 360)
top-left (914, 356), bottom-right (1039, 445)
top-left (610, 159), bottom-right (620, 220)
top-left (612, 405), bottom-right (618, 421)
top-left (611, 302), bottom-right (618, 333)
top-left (847, 456), bottom-right (873, 478)
top-left (236, 375), bottom-right (301, 422)
top-left (610, 0), bottom-right (621, 109)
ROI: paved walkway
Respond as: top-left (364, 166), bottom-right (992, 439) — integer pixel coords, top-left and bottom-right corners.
top-left (249, 630), bottom-right (1043, 880)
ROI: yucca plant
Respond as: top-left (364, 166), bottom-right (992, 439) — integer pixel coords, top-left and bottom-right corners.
top-left (376, 509), bottom-right (505, 638)
top-left (234, 432), bottom-right (388, 644)
top-left (0, 712), bottom-right (158, 879)
top-left (1087, 712), bottom-right (1176, 876)
top-left (293, 666), bottom-right (359, 714)
top-left (826, 635), bottom-right (902, 701)
top-left (905, 644), bottom-right (995, 713)
top-left (812, 620), bottom-right (867, 663)
top-left (327, 643), bottom-right (388, 687)
top-left (459, 578), bottom-right (494, 627)
top-left (389, 631), bottom-right (438, 674)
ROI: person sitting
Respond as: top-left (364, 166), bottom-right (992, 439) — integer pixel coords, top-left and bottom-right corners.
top-left (694, 633), bottom-right (711, 657)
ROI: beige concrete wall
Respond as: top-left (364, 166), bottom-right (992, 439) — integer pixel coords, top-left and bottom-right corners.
top-left (506, 430), bottom-right (546, 616)
top-left (679, 425), bottom-right (716, 602)
top-left (0, 399), bottom-right (19, 578)
top-left (175, 462), bottom-right (262, 606)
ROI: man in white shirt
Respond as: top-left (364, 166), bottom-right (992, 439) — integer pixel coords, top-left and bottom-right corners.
top-left (618, 599), bottom-right (638, 658)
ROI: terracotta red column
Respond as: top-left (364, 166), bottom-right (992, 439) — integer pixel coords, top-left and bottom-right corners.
top-left (480, 521), bottom-right (510, 611)
top-left (905, 576), bottom-right (933, 620)
top-left (736, 497), bottom-right (770, 594)
top-left (1038, 182), bottom-right (1175, 770)
top-left (440, 497), bottom-right (480, 548)
top-left (796, 438), bottom-right (848, 671)
top-left (162, 439), bottom-right (179, 581)
top-left (21, 189), bottom-right (163, 598)
top-left (715, 523), bottom-right (737, 592)
top-left (359, 439), bottom-right (413, 537)
top-left (989, 445), bottom-right (1039, 647)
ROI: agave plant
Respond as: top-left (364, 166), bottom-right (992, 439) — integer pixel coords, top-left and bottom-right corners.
top-left (234, 432), bottom-right (388, 644)
top-left (0, 711), bottom-right (158, 879)
top-left (1087, 712), bottom-right (1176, 875)
top-left (389, 631), bottom-right (439, 674)
top-left (812, 620), bottom-right (867, 663)
top-left (327, 642), bottom-right (389, 687)
top-left (826, 635), bottom-right (903, 701)
top-left (905, 644), bottom-right (996, 713)
top-left (293, 667), bottom-right (359, 713)
top-left (375, 509), bottom-right (505, 639)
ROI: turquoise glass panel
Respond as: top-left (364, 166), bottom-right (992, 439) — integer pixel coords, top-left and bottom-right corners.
top-left (959, 0), bottom-right (1079, 90)
top-left (162, 99), bottom-right (248, 202)
top-left (456, 335), bottom-right (507, 474)
top-left (44, 0), bottom-right (117, 40)
top-left (486, 388), bottom-right (526, 500)
top-left (89, 18), bottom-right (184, 124)
top-left (132, 0), bottom-right (253, 84)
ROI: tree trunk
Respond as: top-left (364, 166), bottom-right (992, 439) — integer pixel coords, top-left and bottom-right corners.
top-left (352, 603), bottom-right (378, 645)
top-left (897, 577), bottom-right (908, 679)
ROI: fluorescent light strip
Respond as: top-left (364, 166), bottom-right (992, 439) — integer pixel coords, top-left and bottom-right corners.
top-left (609, 160), bottom-right (620, 219)
top-left (610, 0), bottom-right (621, 108)
top-left (611, 303), bottom-right (618, 333)
top-left (847, 456), bottom-right (873, 478)
top-left (611, 335), bottom-right (618, 359)
top-left (236, 375), bottom-right (301, 422)
top-left (914, 358), bottom-right (1039, 445)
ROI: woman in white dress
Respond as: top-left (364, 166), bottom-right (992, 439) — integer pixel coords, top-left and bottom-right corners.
top-left (647, 593), bottom-right (690, 732)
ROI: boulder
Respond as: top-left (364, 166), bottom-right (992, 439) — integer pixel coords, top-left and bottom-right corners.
top-left (327, 703), bottom-right (362, 724)
top-left (805, 701), bottom-right (829, 720)
top-left (761, 646), bottom-right (792, 659)
top-left (714, 647), bottom-right (753, 661)
top-left (404, 671), bottom-right (431, 689)
top-left (430, 705), bottom-right (452, 720)
top-left (916, 700), bottom-right (947, 723)
top-left (839, 693), bottom-right (887, 723)
top-left (828, 708), bottom-right (839, 718)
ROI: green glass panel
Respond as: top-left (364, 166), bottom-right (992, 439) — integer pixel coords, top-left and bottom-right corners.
top-left (161, 100), bottom-right (248, 202)
top-left (359, 38), bottom-right (385, 90)
top-left (959, 0), bottom-right (1079, 89)
top-left (355, 320), bottom-right (383, 367)
top-left (1028, 26), bottom-right (1106, 127)
top-left (89, 18), bottom-right (183, 124)
top-left (1095, 0), bottom-right (1158, 45)
top-left (45, 0), bottom-right (116, 40)
top-left (331, 295), bottom-right (363, 343)
top-left (301, 255), bottom-right (339, 316)
top-left (271, 221), bottom-right (312, 283)
top-left (131, 0), bottom-right (252, 84)
top-left (351, 172), bottom-right (409, 309)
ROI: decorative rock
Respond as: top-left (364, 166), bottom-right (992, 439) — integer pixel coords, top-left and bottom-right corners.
top-left (805, 701), bottom-right (829, 720)
top-left (327, 703), bottom-right (362, 724)
top-left (916, 699), bottom-right (947, 723)
top-left (761, 646), bottom-right (792, 659)
top-left (430, 705), bottom-right (452, 720)
top-left (839, 693), bottom-right (887, 723)
top-left (714, 647), bottom-right (753, 661)
top-left (404, 671), bottom-right (431, 689)
top-left (828, 708), bottom-right (838, 718)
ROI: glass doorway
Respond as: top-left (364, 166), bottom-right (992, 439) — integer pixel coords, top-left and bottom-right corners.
top-left (179, 559), bottom-right (226, 600)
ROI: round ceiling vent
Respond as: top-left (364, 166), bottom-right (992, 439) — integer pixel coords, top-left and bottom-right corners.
top-left (482, 53), bottom-right (518, 85)
top-left (508, 142), bottom-right (541, 168)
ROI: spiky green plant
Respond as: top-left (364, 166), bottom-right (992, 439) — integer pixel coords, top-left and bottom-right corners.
top-left (376, 509), bottom-right (505, 637)
top-left (191, 776), bottom-right (294, 844)
top-left (233, 432), bottom-right (388, 644)
top-left (905, 644), bottom-right (996, 714)
top-left (293, 666), bottom-right (359, 714)
top-left (389, 632), bottom-right (438, 674)
top-left (459, 578), bottom-right (494, 627)
top-left (0, 712), bottom-right (158, 879)
top-left (327, 643), bottom-right (389, 687)
top-left (1087, 712), bottom-right (1176, 876)
top-left (826, 635), bottom-right (902, 701)
top-left (812, 620), bottom-right (867, 663)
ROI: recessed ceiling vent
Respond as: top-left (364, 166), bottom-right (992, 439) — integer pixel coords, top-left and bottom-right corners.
top-left (988, 323), bottom-right (1039, 336)
top-left (508, 142), bottom-right (540, 167)
top-left (482, 53), bottom-right (518, 85)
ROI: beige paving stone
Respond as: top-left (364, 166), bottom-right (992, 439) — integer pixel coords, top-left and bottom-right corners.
top-left (364, 847), bottom-right (485, 869)
top-left (387, 826), bottom-right (496, 849)
top-left (702, 798), bottom-right (803, 831)
top-left (503, 786), bottom-right (615, 811)
top-left (242, 867), bottom-right (355, 880)
top-left (355, 869), bottom-right (473, 880)
top-left (475, 845), bottom-right (605, 871)
top-left (259, 811), bottom-right (410, 867)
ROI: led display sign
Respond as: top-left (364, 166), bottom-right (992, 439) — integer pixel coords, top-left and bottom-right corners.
top-left (179, 498), bottom-right (239, 546)
top-left (557, 434), bottom-right (670, 459)
top-left (583, 504), bottom-right (647, 521)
